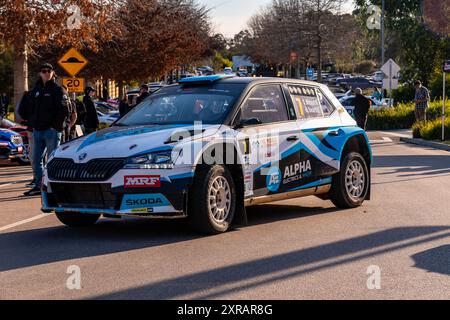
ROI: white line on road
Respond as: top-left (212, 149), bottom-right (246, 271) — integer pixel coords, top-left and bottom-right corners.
top-left (0, 214), bottom-right (51, 233)
top-left (371, 137), bottom-right (393, 144)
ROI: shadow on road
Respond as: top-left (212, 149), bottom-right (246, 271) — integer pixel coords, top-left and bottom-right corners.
top-left (1, 211), bottom-right (449, 299)
top-left (89, 226), bottom-right (449, 299)
top-left (412, 245), bottom-right (450, 276)
top-left (373, 151), bottom-right (450, 183)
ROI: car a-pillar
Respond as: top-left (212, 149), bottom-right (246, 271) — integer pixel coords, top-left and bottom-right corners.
top-left (188, 143), bottom-right (247, 233)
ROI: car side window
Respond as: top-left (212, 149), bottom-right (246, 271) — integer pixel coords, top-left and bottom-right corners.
top-left (239, 85), bottom-right (289, 124)
top-left (317, 89), bottom-right (336, 116)
top-left (288, 85), bottom-right (323, 119)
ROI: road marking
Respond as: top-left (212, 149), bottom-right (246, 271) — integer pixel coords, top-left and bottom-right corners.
top-left (0, 214), bottom-right (51, 233)
top-left (371, 137), bottom-right (393, 144)
top-left (0, 183), bottom-right (12, 188)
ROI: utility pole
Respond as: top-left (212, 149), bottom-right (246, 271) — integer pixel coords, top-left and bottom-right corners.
top-left (381, 0), bottom-right (385, 66)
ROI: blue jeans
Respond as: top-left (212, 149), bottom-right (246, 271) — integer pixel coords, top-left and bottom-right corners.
top-left (32, 129), bottom-right (62, 186)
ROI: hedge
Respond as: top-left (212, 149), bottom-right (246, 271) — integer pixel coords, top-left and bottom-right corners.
top-left (413, 118), bottom-right (450, 141)
top-left (367, 100), bottom-right (450, 131)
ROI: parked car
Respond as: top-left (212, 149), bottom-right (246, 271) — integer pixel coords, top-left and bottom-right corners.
top-left (337, 77), bottom-right (382, 90)
top-left (97, 111), bottom-right (120, 126)
top-left (0, 128), bottom-right (27, 165)
top-left (339, 95), bottom-right (385, 117)
top-left (42, 75), bottom-right (372, 234)
top-left (0, 118), bottom-right (30, 164)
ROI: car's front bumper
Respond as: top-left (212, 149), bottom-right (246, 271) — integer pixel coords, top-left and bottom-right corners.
top-left (41, 167), bottom-right (195, 219)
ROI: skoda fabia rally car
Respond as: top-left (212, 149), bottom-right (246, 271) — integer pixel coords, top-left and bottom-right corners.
top-left (42, 75), bottom-right (372, 234)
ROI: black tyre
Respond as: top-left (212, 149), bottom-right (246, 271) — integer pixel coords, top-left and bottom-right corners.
top-left (330, 152), bottom-right (370, 209)
top-left (55, 212), bottom-right (100, 227)
top-left (189, 165), bottom-right (236, 234)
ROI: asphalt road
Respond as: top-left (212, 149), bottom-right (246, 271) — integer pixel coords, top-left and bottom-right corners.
top-left (0, 131), bottom-right (449, 300)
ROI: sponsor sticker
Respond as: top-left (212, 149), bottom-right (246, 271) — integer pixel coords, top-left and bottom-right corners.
top-left (121, 194), bottom-right (170, 210)
top-left (124, 175), bottom-right (161, 188)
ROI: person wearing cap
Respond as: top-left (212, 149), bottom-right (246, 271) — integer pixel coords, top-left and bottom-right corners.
top-left (353, 88), bottom-right (371, 130)
top-left (83, 86), bottom-right (99, 134)
top-left (136, 84), bottom-right (150, 106)
top-left (414, 80), bottom-right (430, 122)
top-left (21, 63), bottom-right (69, 196)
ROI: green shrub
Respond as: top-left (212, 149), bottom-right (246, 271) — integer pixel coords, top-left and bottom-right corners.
top-left (367, 99), bottom-right (450, 131)
top-left (413, 118), bottom-right (450, 141)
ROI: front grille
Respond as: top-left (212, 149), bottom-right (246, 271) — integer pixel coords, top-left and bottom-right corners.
top-left (47, 158), bottom-right (125, 182)
top-left (11, 136), bottom-right (23, 145)
top-left (50, 183), bottom-right (119, 209)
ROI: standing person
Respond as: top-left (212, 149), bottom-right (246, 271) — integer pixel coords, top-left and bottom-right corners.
top-left (1, 93), bottom-right (10, 113)
top-left (414, 80), bottom-right (430, 122)
top-left (0, 94), bottom-right (5, 119)
top-left (119, 94), bottom-right (131, 118)
top-left (17, 91), bottom-right (37, 188)
top-left (136, 84), bottom-right (150, 105)
top-left (353, 88), bottom-right (371, 130)
top-left (21, 63), bottom-right (69, 196)
top-left (83, 86), bottom-right (99, 134)
top-left (61, 86), bottom-right (78, 143)
top-left (371, 87), bottom-right (382, 102)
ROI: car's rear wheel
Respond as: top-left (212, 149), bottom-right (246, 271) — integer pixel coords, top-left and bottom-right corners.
top-left (55, 212), bottom-right (100, 227)
top-left (330, 152), bottom-right (370, 208)
top-left (189, 165), bottom-right (236, 234)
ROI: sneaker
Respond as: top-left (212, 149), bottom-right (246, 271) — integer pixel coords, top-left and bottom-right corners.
top-left (24, 187), bottom-right (41, 197)
top-left (25, 182), bottom-right (36, 188)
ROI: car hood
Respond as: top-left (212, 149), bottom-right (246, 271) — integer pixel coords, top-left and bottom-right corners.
top-left (54, 124), bottom-right (221, 163)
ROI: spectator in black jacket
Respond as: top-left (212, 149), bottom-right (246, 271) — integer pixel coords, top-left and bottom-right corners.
top-left (136, 84), bottom-right (150, 105)
top-left (354, 88), bottom-right (371, 130)
top-left (19, 63), bottom-right (69, 196)
top-left (83, 86), bottom-right (99, 134)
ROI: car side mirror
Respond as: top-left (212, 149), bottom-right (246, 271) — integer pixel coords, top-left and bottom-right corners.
top-left (233, 117), bottom-right (262, 129)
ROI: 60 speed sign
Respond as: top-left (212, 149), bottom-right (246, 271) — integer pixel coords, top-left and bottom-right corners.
top-left (62, 77), bottom-right (85, 93)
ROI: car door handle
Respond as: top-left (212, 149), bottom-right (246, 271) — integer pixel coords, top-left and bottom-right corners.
top-left (287, 136), bottom-right (299, 142)
top-left (329, 130), bottom-right (342, 137)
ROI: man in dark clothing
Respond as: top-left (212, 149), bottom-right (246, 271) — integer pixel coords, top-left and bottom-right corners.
top-left (19, 63), bottom-right (69, 196)
top-left (136, 84), bottom-right (150, 105)
top-left (0, 92), bottom-right (9, 119)
top-left (61, 87), bottom-right (78, 143)
top-left (119, 94), bottom-right (131, 118)
top-left (83, 86), bottom-right (99, 134)
top-left (353, 88), bottom-right (371, 130)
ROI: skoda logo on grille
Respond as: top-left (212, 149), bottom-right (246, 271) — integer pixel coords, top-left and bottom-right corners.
top-left (78, 153), bottom-right (88, 161)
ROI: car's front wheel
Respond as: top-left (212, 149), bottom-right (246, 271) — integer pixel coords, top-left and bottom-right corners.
top-left (55, 212), bottom-right (100, 227)
top-left (330, 152), bottom-right (370, 208)
top-left (189, 165), bottom-right (236, 234)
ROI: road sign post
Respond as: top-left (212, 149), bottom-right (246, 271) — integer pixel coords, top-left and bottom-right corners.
top-left (443, 60), bottom-right (450, 141)
top-left (58, 48), bottom-right (88, 78)
top-left (63, 77), bottom-right (85, 93)
top-left (381, 59), bottom-right (401, 107)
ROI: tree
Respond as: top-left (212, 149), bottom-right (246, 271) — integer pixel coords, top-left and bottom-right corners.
top-left (0, 0), bottom-right (123, 105)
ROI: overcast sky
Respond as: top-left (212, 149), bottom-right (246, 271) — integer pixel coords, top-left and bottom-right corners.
top-left (198, 0), bottom-right (355, 37)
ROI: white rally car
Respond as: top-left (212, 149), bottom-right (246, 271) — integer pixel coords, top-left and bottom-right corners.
top-left (42, 75), bottom-right (372, 234)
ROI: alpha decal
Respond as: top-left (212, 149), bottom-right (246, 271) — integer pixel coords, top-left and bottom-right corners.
top-left (283, 160), bottom-right (312, 184)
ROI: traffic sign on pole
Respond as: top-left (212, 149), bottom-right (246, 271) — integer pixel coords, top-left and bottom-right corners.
top-left (58, 48), bottom-right (88, 77)
top-left (63, 77), bottom-right (85, 93)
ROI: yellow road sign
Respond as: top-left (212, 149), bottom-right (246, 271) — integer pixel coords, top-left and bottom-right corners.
top-left (58, 48), bottom-right (88, 77)
top-left (63, 77), bottom-right (85, 93)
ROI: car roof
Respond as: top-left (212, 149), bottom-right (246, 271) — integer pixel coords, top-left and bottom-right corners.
top-left (179, 75), bottom-right (328, 88)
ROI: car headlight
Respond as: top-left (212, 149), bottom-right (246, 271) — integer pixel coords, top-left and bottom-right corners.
top-left (124, 150), bottom-right (175, 169)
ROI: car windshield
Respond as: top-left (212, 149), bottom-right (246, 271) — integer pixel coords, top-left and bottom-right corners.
top-left (116, 84), bottom-right (244, 126)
